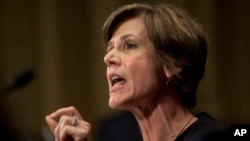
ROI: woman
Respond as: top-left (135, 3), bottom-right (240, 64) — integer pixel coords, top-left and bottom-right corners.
top-left (46, 3), bottom-right (229, 141)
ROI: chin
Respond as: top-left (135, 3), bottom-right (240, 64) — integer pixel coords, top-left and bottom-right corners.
top-left (108, 99), bottom-right (122, 109)
top-left (108, 97), bottom-right (130, 110)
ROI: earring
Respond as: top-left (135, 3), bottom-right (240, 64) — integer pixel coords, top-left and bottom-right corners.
top-left (166, 78), bottom-right (171, 86)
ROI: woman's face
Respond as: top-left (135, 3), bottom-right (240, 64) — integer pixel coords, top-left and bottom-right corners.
top-left (104, 17), bottom-right (164, 109)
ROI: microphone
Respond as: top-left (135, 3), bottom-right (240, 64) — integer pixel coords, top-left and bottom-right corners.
top-left (0, 69), bottom-right (34, 96)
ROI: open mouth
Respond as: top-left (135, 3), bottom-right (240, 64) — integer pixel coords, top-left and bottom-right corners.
top-left (111, 76), bottom-right (125, 86)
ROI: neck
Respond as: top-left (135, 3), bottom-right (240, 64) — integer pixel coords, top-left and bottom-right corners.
top-left (130, 93), bottom-right (197, 141)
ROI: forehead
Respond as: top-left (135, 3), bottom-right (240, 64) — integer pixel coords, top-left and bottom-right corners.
top-left (108, 17), bottom-right (148, 43)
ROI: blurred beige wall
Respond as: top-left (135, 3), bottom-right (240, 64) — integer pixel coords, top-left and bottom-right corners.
top-left (0, 0), bottom-right (249, 140)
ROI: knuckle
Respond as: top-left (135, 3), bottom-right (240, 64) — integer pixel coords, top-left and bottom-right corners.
top-left (59, 115), bottom-right (67, 122)
top-left (68, 106), bottom-right (76, 111)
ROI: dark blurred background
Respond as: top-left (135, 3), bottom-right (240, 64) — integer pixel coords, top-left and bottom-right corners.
top-left (0, 0), bottom-right (249, 141)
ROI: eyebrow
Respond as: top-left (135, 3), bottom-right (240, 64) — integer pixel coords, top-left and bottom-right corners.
top-left (107, 34), bottom-right (139, 51)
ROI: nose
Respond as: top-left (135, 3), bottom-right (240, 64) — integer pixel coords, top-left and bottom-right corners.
top-left (104, 50), bottom-right (121, 68)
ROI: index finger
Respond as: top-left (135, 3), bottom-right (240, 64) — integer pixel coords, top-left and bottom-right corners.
top-left (45, 115), bottom-right (58, 133)
top-left (48, 106), bottom-right (83, 120)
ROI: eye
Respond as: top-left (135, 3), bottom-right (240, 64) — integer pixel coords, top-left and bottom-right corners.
top-left (126, 42), bottom-right (137, 49)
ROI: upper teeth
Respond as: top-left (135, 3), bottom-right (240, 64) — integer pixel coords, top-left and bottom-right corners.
top-left (112, 76), bottom-right (119, 81)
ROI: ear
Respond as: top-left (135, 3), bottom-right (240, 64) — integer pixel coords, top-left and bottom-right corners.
top-left (164, 67), bottom-right (173, 78)
top-left (163, 66), bottom-right (181, 78)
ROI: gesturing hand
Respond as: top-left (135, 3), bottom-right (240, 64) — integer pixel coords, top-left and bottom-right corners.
top-left (45, 106), bottom-right (91, 141)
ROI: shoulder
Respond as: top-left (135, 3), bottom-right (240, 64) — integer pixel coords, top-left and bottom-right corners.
top-left (177, 112), bottom-right (230, 141)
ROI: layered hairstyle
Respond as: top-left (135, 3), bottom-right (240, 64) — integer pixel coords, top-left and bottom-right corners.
top-left (102, 3), bottom-right (208, 109)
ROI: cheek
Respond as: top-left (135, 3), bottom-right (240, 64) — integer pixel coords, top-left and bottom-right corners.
top-left (127, 57), bottom-right (161, 95)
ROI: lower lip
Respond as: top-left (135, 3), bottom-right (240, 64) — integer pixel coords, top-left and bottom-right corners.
top-left (109, 81), bottom-right (126, 92)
